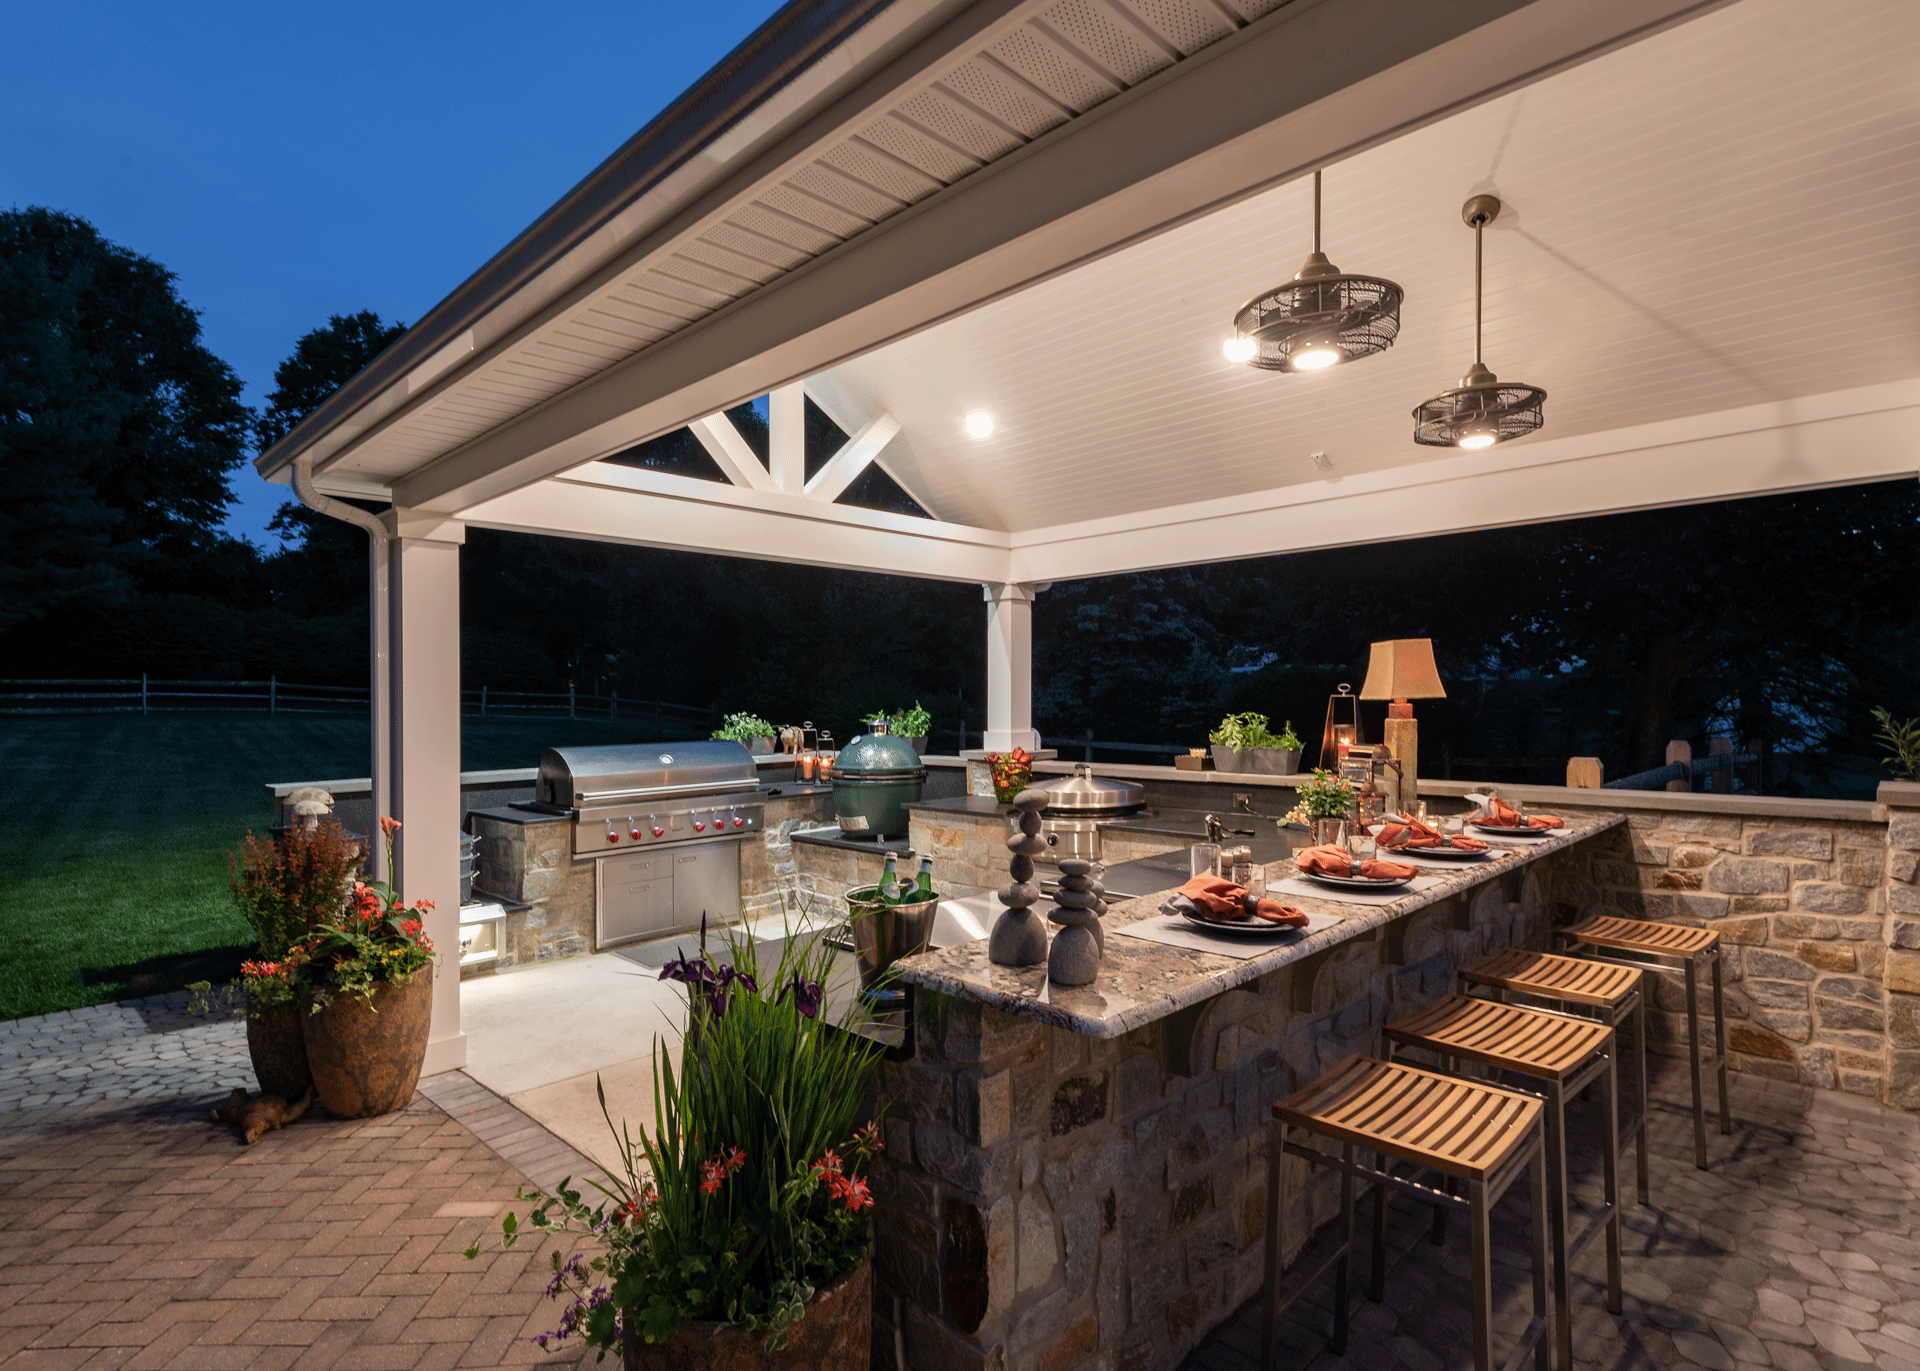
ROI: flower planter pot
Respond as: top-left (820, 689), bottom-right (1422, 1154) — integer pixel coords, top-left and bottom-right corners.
top-left (748, 737), bottom-right (775, 755)
top-left (623, 1256), bottom-right (871, 1371)
top-left (300, 966), bottom-right (432, 1118)
top-left (1210, 745), bottom-right (1246, 773)
top-left (246, 998), bottom-right (312, 1100)
top-left (904, 735), bottom-right (928, 756)
top-left (1249, 747), bottom-right (1302, 775)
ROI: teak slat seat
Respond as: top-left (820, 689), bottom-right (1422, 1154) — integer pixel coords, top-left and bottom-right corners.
top-left (1387, 997), bottom-right (1625, 1371)
top-left (1263, 1057), bottom-right (1551, 1371)
top-left (1560, 915), bottom-right (1730, 1169)
top-left (1461, 949), bottom-right (1650, 1204)
top-left (1465, 948), bottom-right (1642, 1008)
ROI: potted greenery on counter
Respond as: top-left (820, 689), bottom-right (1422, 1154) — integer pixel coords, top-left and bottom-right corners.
top-left (1207, 713), bottom-right (1303, 774)
top-left (713, 712), bottom-right (778, 754)
top-left (860, 702), bottom-right (932, 754)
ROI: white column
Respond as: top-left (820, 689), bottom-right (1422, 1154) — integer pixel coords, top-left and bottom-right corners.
top-left (385, 509), bottom-right (468, 1077)
top-left (770, 383), bottom-right (806, 494)
top-left (982, 582), bottom-right (1040, 752)
top-left (368, 535), bottom-right (393, 884)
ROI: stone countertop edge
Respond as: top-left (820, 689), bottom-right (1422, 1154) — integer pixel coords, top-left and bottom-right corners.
top-left (892, 814), bottom-right (1624, 1039)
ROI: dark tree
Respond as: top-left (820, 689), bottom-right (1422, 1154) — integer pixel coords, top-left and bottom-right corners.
top-left (254, 310), bottom-right (407, 452)
top-left (0, 207), bottom-right (253, 632)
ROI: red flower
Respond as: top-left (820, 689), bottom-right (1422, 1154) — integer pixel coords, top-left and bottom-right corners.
top-left (812, 1148), bottom-right (843, 1178)
top-left (840, 1176), bottom-right (873, 1213)
top-left (854, 1121), bottom-right (883, 1152)
top-left (379, 816), bottom-right (401, 834)
top-left (240, 960), bottom-right (282, 979)
top-left (414, 899), bottom-right (435, 912)
top-left (400, 918), bottom-right (423, 938)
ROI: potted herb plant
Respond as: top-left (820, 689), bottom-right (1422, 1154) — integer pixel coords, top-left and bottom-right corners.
top-left (1286, 769), bottom-right (1359, 847)
top-left (1209, 712), bottom-right (1300, 774)
top-left (224, 820), bottom-right (366, 1100)
top-left (283, 817), bottom-right (439, 1119)
top-left (468, 926), bottom-right (885, 1370)
top-left (892, 701), bottom-right (932, 755)
top-left (713, 712), bottom-right (778, 754)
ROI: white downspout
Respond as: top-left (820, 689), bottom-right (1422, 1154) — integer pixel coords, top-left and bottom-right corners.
top-left (292, 455), bottom-right (393, 883)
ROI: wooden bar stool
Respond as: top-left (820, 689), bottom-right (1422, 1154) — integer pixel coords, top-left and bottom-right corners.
top-left (1385, 996), bottom-right (1624, 1371)
top-left (1461, 948), bottom-right (1650, 1205)
top-left (1261, 1056), bottom-right (1551, 1371)
top-left (1559, 915), bottom-right (1730, 1169)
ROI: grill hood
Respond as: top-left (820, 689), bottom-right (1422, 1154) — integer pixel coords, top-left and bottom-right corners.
top-left (538, 740), bottom-right (758, 808)
top-left (1031, 764), bottom-right (1144, 815)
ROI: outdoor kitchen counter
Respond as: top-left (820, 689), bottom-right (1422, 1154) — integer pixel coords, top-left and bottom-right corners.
top-left (890, 811), bottom-right (1623, 1039)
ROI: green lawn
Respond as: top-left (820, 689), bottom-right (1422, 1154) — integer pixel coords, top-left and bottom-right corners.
top-left (0, 713), bottom-right (640, 1021)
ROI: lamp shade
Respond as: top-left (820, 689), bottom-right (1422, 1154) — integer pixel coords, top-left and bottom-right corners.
top-left (1358, 639), bottom-right (1446, 701)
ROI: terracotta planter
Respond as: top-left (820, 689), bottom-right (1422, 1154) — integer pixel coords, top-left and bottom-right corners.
top-left (246, 999), bottom-right (312, 1100)
top-left (623, 1257), bottom-right (871, 1371)
top-left (300, 966), bottom-right (432, 1118)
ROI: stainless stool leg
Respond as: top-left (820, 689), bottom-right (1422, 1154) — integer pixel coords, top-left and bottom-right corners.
top-left (1711, 949), bottom-right (1731, 1135)
top-left (1469, 1176), bottom-right (1494, 1371)
top-left (1544, 1082), bottom-right (1571, 1371)
top-left (1527, 1136), bottom-right (1551, 1371)
top-left (1683, 958), bottom-right (1708, 1169)
top-left (1600, 1046), bottom-right (1623, 1315)
top-left (1261, 1117), bottom-right (1285, 1371)
top-left (1332, 1144), bottom-right (1356, 1355)
top-left (1631, 991), bottom-right (1650, 1205)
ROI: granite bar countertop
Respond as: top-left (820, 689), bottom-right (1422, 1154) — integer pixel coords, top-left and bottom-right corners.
top-left (892, 812), bottom-right (1623, 1038)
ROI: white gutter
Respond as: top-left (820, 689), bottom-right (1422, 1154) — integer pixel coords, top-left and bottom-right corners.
top-left (293, 455), bottom-right (394, 882)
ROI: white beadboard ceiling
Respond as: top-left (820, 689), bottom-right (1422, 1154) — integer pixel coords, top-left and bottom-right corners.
top-left (337, 0), bottom-right (1295, 483)
top-left (807, 0), bottom-right (1920, 530)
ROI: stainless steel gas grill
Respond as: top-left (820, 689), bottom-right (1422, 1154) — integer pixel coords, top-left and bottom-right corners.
top-left (1025, 764), bottom-right (1146, 863)
top-left (530, 741), bottom-right (766, 949)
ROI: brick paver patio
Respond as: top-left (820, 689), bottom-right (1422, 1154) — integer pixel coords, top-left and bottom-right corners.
top-left (0, 1085), bottom-right (598, 1370)
top-left (1181, 1065), bottom-right (1920, 1371)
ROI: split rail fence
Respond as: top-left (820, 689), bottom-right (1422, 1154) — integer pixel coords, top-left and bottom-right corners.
top-left (0, 678), bottom-right (711, 734)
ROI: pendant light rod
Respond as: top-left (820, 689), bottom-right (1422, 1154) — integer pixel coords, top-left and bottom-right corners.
top-left (1460, 194), bottom-right (1501, 368)
top-left (1312, 169), bottom-right (1322, 256)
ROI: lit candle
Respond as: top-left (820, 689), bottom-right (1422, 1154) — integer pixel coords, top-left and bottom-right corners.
top-left (799, 750), bottom-right (816, 780)
top-left (1334, 725), bottom-right (1355, 759)
top-left (818, 752), bottom-right (835, 780)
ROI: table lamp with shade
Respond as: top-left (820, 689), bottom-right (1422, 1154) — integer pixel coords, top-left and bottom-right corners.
top-left (1359, 638), bottom-right (1446, 815)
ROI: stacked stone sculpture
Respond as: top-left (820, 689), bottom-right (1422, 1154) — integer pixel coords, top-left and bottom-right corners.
top-left (987, 790), bottom-right (1050, 967)
top-left (1048, 858), bottom-right (1106, 986)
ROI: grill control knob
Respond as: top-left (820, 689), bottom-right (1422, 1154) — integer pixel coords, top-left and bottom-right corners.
top-left (710, 808), bottom-right (722, 831)
top-left (731, 808), bottom-right (745, 828)
top-left (649, 814), bottom-right (663, 838)
top-left (627, 815), bottom-right (640, 840)
top-left (692, 814), bottom-right (706, 832)
top-left (604, 820), bottom-right (619, 844)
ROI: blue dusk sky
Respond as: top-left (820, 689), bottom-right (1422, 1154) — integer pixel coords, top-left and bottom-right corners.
top-left (1, 0), bottom-right (784, 542)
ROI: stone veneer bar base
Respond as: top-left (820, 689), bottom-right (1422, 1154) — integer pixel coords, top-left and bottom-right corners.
top-left (873, 840), bottom-right (1583, 1371)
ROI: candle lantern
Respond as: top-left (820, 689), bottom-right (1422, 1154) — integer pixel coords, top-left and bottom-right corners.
top-left (1318, 683), bottom-right (1364, 771)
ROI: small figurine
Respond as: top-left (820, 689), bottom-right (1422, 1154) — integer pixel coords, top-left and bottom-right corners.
top-left (1048, 858), bottom-right (1106, 986)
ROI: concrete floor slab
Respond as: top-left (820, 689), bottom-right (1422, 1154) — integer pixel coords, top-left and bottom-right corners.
top-left (459, 952), bottom-right (685, 1098)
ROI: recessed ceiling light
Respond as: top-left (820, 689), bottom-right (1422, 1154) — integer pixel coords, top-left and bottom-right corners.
top-left (964, 411), bottom-right (994, 438)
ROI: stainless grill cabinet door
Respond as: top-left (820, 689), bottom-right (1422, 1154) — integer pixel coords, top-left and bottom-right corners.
top-left (597, 852), bottom-right (675, 949)
top-left (671, 842), bottom-right (740, 930)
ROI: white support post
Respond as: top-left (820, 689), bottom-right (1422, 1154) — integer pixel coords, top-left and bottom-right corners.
top-left (370, 534), bottom-right (393, 884)
top-left (770, 384), bottom-right (806, 495)
top-left (688, 412), bottom-right (778, 493)
top-left (982, 582), bottom-right (1040, 753)
top-left (385, 509), bottom-right (468, 1077)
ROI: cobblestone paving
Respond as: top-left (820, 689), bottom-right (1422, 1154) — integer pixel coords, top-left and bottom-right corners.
top-left (0, 991), bottom-right (249, 1111)
top-left (1183, 1066), bottom-right (1920, 1371)
top-left (0, 1092), bottom-right (595, 1371)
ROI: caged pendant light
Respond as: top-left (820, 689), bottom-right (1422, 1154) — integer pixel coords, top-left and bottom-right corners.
top-left (1224, 170), bottom-right (1403, 373)
top-left (1412, 195), bottom-right (1546, 449)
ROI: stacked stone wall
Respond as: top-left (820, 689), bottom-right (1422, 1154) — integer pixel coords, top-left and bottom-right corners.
top-left (1533, 794), bottom-right (1918, 1109)
top-left (870, 863), bottom-right (1560, 1371)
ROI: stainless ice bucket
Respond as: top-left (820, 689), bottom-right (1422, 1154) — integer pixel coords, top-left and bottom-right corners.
top-left (845, 884), bottom-right (939, 1002)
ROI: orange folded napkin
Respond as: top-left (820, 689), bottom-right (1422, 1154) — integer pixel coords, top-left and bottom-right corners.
top-left (1175, 875), bottom-right (1309, 926)
top-left (1378, 816), bottom-right (1490, 852)
top-left (1293, 846), bottom-right (1419, 880)
top-left (1477, 798), bottom-right (1564, 830)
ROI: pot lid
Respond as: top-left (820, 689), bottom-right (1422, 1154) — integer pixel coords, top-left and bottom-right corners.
top-left (1031, 764), bottom-right (1143, 812)
top-left (833, 725), bottom-right (924, 776)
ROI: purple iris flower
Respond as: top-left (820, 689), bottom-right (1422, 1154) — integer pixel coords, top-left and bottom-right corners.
top-left (658, 952), bottom-right (716, 987)
top-left (781, 975), bottom-right (823, 1019)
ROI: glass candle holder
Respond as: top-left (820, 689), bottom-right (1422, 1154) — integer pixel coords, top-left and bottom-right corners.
top-left (799, 749), bottom-right (817, 780)
top-left (817, 751), bottom-right (836, 781)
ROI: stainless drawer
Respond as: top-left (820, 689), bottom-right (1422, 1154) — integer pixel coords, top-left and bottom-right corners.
top-left (597, 851), bottom-right (675, 949)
